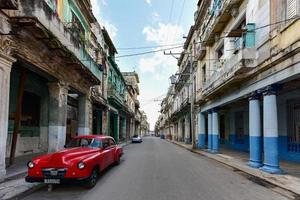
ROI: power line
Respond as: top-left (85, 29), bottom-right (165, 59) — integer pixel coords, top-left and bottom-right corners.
top-left (115, 16), bottom-right (300, 58)
top-left (115, 45), bottom-right (183, 58)
top-left (117, 42), bottom-right (184, 50)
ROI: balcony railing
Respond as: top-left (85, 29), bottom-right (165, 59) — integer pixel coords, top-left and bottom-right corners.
top-left (108, 84), bottom-right (124, 104)
top-left (195, 42), bottom-right (206, 60)
top-left (16, 1), bottom-right (102, 81)
top-left (203, 25), bottom-right (256, 94)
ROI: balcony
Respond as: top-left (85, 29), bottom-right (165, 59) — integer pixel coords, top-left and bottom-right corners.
top-left (108, 84), bottom-right (124, 106)
top-left (203, 48), bottom-right (255, 95)
top-left (202, 23), bottom-right (256, 95)
top-left (194, 42), bottom-right (206, 60)
top-left (12, 1), bottom-right (102, 82)
top-left (202, 0), bottom-right (244, 46)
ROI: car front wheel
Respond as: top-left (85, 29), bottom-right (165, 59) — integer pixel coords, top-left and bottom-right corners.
top-left (86, 168), bottom-right (98, 189)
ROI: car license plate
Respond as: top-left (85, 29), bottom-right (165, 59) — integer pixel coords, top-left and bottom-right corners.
top-left (44, 179), bottom-right (60, 184)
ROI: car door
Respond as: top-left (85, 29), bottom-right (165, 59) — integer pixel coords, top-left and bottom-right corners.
top-left (101, 138), bottom-right (111, 169)
top-left (108, 139), bottom-right (117, 165)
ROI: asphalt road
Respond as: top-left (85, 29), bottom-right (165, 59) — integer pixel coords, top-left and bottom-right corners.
top-left (22, 137), bottom-right (289, 200)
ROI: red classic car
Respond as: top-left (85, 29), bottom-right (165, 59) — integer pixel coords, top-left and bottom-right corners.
top-left (25, 135), bottom-right (123, 188)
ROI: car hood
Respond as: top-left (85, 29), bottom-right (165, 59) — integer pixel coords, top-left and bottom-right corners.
top-left (33, 147), bottom-right (100, 167)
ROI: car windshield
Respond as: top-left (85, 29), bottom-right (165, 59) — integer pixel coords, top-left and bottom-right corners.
top-left (133, 135), bottom-right (139, 138)
top-left (66, 138), bottom-right (102, 148)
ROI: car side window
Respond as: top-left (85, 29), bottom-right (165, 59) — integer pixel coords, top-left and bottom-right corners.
top-left (90, 139), bottom-right (102, 148)
top-left (102, 139), bottom-right (109, 148)
top-left (109, 139), bottom-right (116, 146)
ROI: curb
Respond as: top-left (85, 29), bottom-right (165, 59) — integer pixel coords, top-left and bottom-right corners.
top-left (168, 140), bottom-right (300, 198)
top-left (6, 183), bottom-right (45, 200)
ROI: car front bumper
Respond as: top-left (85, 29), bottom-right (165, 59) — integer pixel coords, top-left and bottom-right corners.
top-left (25, 176), bottom-right (90, 184)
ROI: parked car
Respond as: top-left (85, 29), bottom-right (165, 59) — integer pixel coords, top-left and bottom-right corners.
top-left (132, 135), bottom-right (143, 143)
top-left (25, 135), bottom-right (123, 188)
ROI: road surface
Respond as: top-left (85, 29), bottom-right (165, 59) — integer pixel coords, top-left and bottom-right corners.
top-left (22, 137), bottom-right (289, 200)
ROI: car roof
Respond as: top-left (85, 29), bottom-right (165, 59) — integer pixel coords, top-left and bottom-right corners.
top-left (73, 135), bottom-right (114, 140)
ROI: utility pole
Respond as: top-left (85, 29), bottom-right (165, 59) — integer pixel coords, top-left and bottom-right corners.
top-left (189, 52), bottom-right (196, 149)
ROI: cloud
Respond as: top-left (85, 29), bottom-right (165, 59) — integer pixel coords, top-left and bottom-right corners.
top-left (138, 23), bottom-right (184, 130)
top-left (138, 23), bottom-right (183, 74)
top-left (143, 23), bottom-right (183, 46)
top-left (91, 0), bottom-right (118, 41)
top-left (152, 12), bottom-right (160, 22)
top-left (146, 0), bottom-right (151, 5)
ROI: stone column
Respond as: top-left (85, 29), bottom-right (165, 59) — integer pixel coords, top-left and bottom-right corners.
top-left (260, 88), bottom-right (282, 174)
top-left (113, 114), bottom-right (120, 143)
top-left (248, 94), bottom-right (263, 168)
top-left (78, 95), bottom-right (91, 135)
top-left (207, 111), bottom-right (212, 151)
top-left (185, 115), bottom-right (191, 144)
top-left (48, 82), bottom-right (68, 152)
top-left (178, 119), bottom-right (182, 142)
top-left (102, 109), bottom-right (108, 135)
top-left (198, 112), bottom-right (206, 149)
top-left (0, 52), bottom-right (15, 181)
top-left (39, 94), bottom-right (49, 151)
top-left (212, 109), bottom-right (219, 153)
top-left (121, 117), bottom-right (126, 140)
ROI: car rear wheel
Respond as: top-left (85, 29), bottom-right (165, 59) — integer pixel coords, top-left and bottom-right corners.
top-left (115, 155), bottom-right (121, 165)
top-left (86, 168), bottom-right (98, 189)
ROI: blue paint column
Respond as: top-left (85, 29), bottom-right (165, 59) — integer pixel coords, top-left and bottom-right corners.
top-left (212, 110), bottom-right (219, 153)
top-left (198, 112), bottom-right (206, 148)
top-left (248, 94), bottom-right (263, 168)
top-left (260, 89), bottom-right (283, 174)
top-left (208, 111), bottom-right (212, 151)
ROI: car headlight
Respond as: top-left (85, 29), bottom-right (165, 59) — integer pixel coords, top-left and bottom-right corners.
top-left (27, 161), bottom-right (35, 169)
top-left (77, 162), bottom-right (85, 170)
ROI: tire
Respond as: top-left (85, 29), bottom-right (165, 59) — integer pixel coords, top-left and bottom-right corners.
top-left (115, 155), bottom-right (121, 165)
top-left (86, 168), bottom-right (98, 189)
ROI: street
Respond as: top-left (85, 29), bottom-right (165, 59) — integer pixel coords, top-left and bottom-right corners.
top-left (22, 137), bottom-right (288, 200)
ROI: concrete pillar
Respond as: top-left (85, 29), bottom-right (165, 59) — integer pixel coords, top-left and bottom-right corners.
top-left (260, 89), bottom-right (282, 174)
top-left (121, 117), bottom-right (126, 140)
top-left (208, 112), bottom-right (212, 151)
top-left (48, 82), bottom-right (68, 152)
top-left (39, 94), bottom-right (49, 151)
top-left (0, 53), bottom-right (15, 181)
top-left (185, 115), bottom-right (191, 144)
top-left (198, 112), bottom-right (206, 148)
top-left (114, 114), bottom-right (120, 143)
top-left (78, 95), bottom-right (91, 135)
top-left (102, 109), bottom-right (108, 135)
top-left (178, 119), bottom-right (183, 142)
top-left (248, 94), bottom-right (263, 168)
top-left (212, 110), bottom-right (219, 153)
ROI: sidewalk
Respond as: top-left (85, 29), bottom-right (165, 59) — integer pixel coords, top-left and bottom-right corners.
top-left (0, 141), bottom-right (130, 200)
top-left (1, 153), bottom-right (44, 200)
top-left (169, 140), bottom-right (300, 196)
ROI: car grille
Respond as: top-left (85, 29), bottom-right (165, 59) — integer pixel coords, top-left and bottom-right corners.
top-left (42, 168), bottom-right (67, 178)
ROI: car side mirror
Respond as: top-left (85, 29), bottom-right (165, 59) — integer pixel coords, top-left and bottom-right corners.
top-left (103, 144), bottom-right (109, 149)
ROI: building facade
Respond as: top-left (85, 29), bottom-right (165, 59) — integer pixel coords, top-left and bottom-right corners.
top-left (157, 0), bottom-right (300, 174)
top-left (0, 0), bottom-right (108, 180)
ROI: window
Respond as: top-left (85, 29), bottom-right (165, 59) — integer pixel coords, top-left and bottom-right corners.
top-left (109, 139), bottom-right (116, 146)
top-left (287, 100), bottom-right (300, 144)
top-left (234, 111), bottom-right (245, 141)
top-left (102, 139), bottom-right (109, 148)
top-left (287, 0), bottom-right (299, 19)
top-left (202, 65), bottom-right (206, 84)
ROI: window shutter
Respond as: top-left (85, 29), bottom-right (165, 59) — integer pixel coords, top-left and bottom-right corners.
top-left (287, 0), bottom-right (297, 19)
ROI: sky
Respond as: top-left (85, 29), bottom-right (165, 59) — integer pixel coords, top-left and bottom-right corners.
top-left (91, 0), bottom-right (198, 130)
